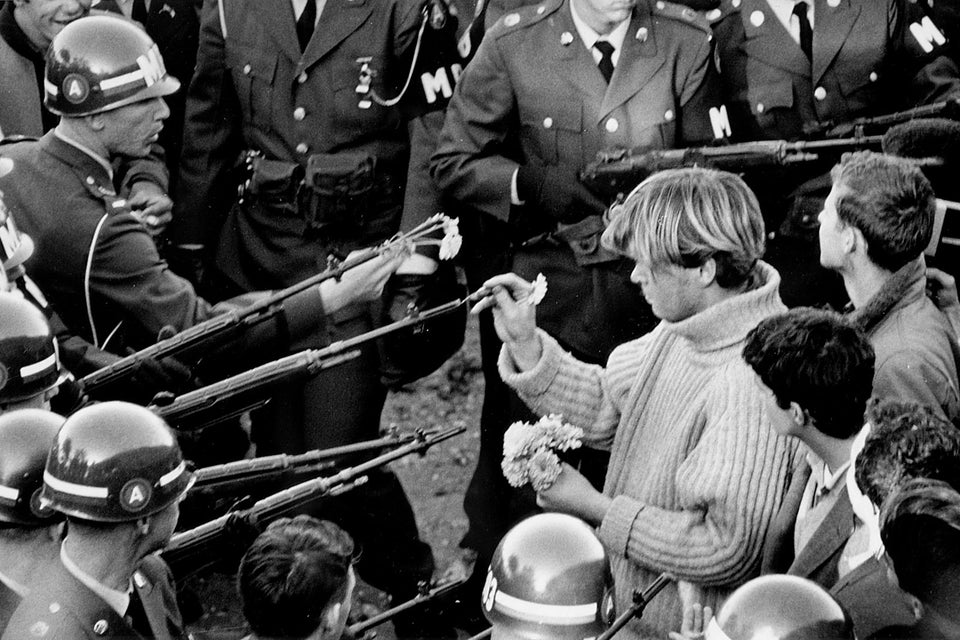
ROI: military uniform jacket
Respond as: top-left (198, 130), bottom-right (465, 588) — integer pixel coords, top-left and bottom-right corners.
top-left (0, 580), bottom-right (19, 636)
top-left (0, 132), bottom-right (325, 353)
top-left (711, 0), bottom-right (960, 141)
top-left (174, 0), bottom-right (427, 288)
top-left (0, 555), bottom-right (187, 640)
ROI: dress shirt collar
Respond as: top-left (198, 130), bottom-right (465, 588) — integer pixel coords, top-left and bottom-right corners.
top-left (60, 542), bottom-right (131, 617)
top-left (764, 0), bottom-right (814, 44)
top-left (569, 0), bottom-right (630, 67)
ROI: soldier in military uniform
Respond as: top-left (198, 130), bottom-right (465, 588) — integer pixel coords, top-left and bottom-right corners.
top-left (171, 0), bottom-right (446, 633)
top-left (0, 410), bottom-right (65, 635)
top-left (430, 0), bottom-right (727, 619)
top-left (0, 402), bottom-right (193, 640)
top-left (708, 0), bottom-right (960, 307)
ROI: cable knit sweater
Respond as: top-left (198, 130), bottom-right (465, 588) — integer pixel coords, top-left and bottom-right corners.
top-left (499, 262), bottom-right (797, 639)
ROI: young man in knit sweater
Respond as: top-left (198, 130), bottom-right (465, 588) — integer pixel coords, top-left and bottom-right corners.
top-left (474, 167), bottom-right (797, 639)
top-left (818, 151), bottom-right (960, 422)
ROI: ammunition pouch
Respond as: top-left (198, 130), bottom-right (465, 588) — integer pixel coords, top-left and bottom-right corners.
top-left (551, 215), bottom-right (620, 266)
top-left (244, 155), bottom-right (304, 203)
top-left (302, 152), bottom-right (377, 234)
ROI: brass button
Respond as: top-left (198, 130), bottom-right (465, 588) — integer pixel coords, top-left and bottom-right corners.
top-left (242, 64), bottom-right (251, 75)
top-left (543, 117), bottom-right (553, 129)
top-left (295, 142), bottom-right (309, 154)
top-left (814, 86), bottom-right (827, 101)
top-left (605, 118), bottom-right (619, 133)
top-left (297, 72), bottom-right (308, 84)
top-left (293, 107), bottom-right (306, 121)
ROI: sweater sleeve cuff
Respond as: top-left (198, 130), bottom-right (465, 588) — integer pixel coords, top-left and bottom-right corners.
top-left (599, 495), bottom-right (644, 557)
top-left (498, 329), bottom-right (562, 398)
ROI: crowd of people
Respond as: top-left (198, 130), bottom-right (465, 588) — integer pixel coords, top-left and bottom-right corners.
top-left (0, 0), bottom-right (959, 638)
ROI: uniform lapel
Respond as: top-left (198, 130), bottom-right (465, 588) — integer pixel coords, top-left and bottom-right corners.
top-left (739, 0), bottom-right (810, 78)
top-left (813, 0), bottom-right (860, 86)
top-left (555, 1), bottom-right (608, 109)
top-left (598, 1), bottom-right (663, 120)
top-left (301, 0), bottom-right (376, 69)
top-left (788, 487), bottom-right (855, 579)
top-left (263, 0), bottom-right (304, 65)
top-left (133, 569), bottom-right (171, 640)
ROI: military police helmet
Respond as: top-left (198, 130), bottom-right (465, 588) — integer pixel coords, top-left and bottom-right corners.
top-left (0, 409), bottom-right (65, 526)
top-left (41, 402), bottom-right (195, 522)
top-left (0, 294), bottom-right (64, 405)
top-left (44, 14), bottom-right (180, 117)
top-left (705, 575), bottom-right (853, 640)
top-left (482, 513), bottom-right (615, 640)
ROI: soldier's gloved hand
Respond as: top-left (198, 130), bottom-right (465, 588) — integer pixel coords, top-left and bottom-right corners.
top-left (516, 162), bottom-right (608, 222)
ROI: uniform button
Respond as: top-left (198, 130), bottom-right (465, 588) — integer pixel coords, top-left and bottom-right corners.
top-left (814, 86), bottom-right (827, 101)
top-left (293, 107), bottom-right (306, 121)
top-left (85, 176), bottom-right (95, 185)
top-left (297, 72), bottom-right (308, 84)
top-left (542, 117), bottom-right (553, 129)
top-left (732, 0), bottom-right (741, 7)
top-left (536, 4), bottom-right (545, 13)
top-left (656, 0), bottom-right (665, 8)
top-left (49, 603), bottom-right (60, 613)
top-left (242, 64), bottom-right (251, 75)
top-left (296, 142), bottom-right (309, 154)
top-left (869, 71), bottom-right (878, 82)
top-left (605, 118), bottom-right (619, 133)
top-left (756, 102), bottom-right (765, 113)
top-left (664, 109), bottom-right (675, 122)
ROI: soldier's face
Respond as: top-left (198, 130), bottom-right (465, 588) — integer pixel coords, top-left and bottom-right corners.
top-left (96, 97), bottom-right (169, 159)
top-left (13, 0), bottom-right (92, 49)
top-left (571, 0), bottom-right (636, 35)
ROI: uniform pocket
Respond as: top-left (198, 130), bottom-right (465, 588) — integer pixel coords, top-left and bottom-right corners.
top-left (520, 103), bottom-right (583, 165)
top-left (226, 44), bottom-right (277, 127)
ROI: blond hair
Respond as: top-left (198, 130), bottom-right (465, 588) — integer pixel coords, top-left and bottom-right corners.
top-left (601, 167), bottom-right (765, 287)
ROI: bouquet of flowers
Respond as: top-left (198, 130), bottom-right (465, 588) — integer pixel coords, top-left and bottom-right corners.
top-left (501, 414), bottom-right (583, 491)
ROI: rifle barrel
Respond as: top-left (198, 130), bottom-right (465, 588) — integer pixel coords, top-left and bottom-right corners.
top-left (348, 577), bottom-right (467, 636)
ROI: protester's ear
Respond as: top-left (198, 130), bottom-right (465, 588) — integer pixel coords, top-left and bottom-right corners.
top-left (697, 257), bottom-right (717, 287)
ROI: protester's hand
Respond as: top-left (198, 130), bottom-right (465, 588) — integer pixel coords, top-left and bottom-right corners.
top-left (927, 267), bottom-right (960, 310)
top-left (319, 248), bottom-right (406, 313)
top-left (536, 462), bottom-right (612, 525)
top-left (128, 180), bottom-right (173, 236)
top-left (668, 582), bottom-right (712, 640)
top-left (471, 273), bottom-right (542, 370)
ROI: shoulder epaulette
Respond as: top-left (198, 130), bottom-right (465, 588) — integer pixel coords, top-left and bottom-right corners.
top-left (650, 0), bottom-right (713, 35)
top-left (489, 0), bottom-right (562, 38)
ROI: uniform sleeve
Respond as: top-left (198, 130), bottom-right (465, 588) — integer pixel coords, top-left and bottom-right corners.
top-left (890, 0), bottom-right (960, 106)
top-left (118, 143), bottom-right (171, 192)
top-left (497, 330), bottom-right (634, 450)
top-left (677, 34), bottom-right (730, 144)
top-left (430, 31), bottom-right (521, 223)
top-left (172, 0), bottom-right (244, 247)
top-left (598, 369), bottom-right (795, 587)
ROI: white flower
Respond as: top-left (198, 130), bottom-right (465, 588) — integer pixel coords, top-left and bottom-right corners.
top-left (526, 273), bottom-right (548, 306)
top-left (503, 421), bottom-right (538, 458)
top-left (438, 217), bottom-right (462, 260)
top-left (527, 449), bottom-right (563, 491)
top-left (500, 414), bottom-right (582, 491)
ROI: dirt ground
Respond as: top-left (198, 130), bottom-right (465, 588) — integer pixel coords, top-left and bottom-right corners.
top-left (184, 316), bottom-right (486, 639)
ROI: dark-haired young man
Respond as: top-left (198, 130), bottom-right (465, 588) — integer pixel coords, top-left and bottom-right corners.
top-left (743, 309), bottom-right (918, 638)
top-left (238, 515), bottom-right (355, 640)
top-left (818, 151), bottom-right (960, 421)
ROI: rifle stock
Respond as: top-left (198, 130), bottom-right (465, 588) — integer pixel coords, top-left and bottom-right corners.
top-left (162, 425), bottom-right (465, 578)
top-left (581, 136), bottom-right (884, 196)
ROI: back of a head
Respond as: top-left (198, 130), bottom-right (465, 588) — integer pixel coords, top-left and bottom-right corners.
top-left (882, 118), bottom-right (960, 201)
top-left (706, 575), bottom-right (853, 640)
top-left (830, 151), bottom-right (935, 272)
top-left (855, 399), bottom-right (960, 508)
top-left (239, 515), bottom-right (355, 640)
top-left (0, 409), bottom-right (65, 527)
top-left (880, 478), bottom-right (960, 605)
top-left (482, 513), bottom-right (614, 640)
top-left (742, 308), bottom-right (875, 440)
top-left (601, 167), bottom-right (765, 289)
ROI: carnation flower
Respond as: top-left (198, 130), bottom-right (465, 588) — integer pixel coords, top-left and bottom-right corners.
top-left (526, 273), bottom-right (548, 306)
top-left (527, 449), bottom-right (562, 492)
top-left (438, 217), bottom-right (462, 260)
top-left (500, 414), bottom-right (582, 492)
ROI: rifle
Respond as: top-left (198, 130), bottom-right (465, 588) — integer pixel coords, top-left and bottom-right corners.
top-left (188, 430), bottom-right (428, 497)
top-left (580, 136), bottom-right (884, 196)
top-left (149, 293), bottom-right (473, 431)
top-left (79, 215), bottom-right (453, 395)
top-left (347, 576), bottom-right (468, 639)
top-left (803, 97), bottom-right (960, 139)
top-left (162, 425), bottom-right (465, 578)
top-left (596, 573), bottom-right (674, 640)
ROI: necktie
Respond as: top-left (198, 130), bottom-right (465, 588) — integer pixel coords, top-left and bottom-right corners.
top-left (792, 1), bottom-right (813, 61)
top-left (131, 0), bottom-right (149, 24)
top-left (594, 40), bottom-right (615, 83)
top-left (125, 589), bottom-right (152, 637)
top-left (296, 0), bottom-right (317, 52)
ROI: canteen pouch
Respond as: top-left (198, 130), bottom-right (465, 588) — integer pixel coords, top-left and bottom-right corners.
top-left (303, 152), bottom-right (376, 233)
